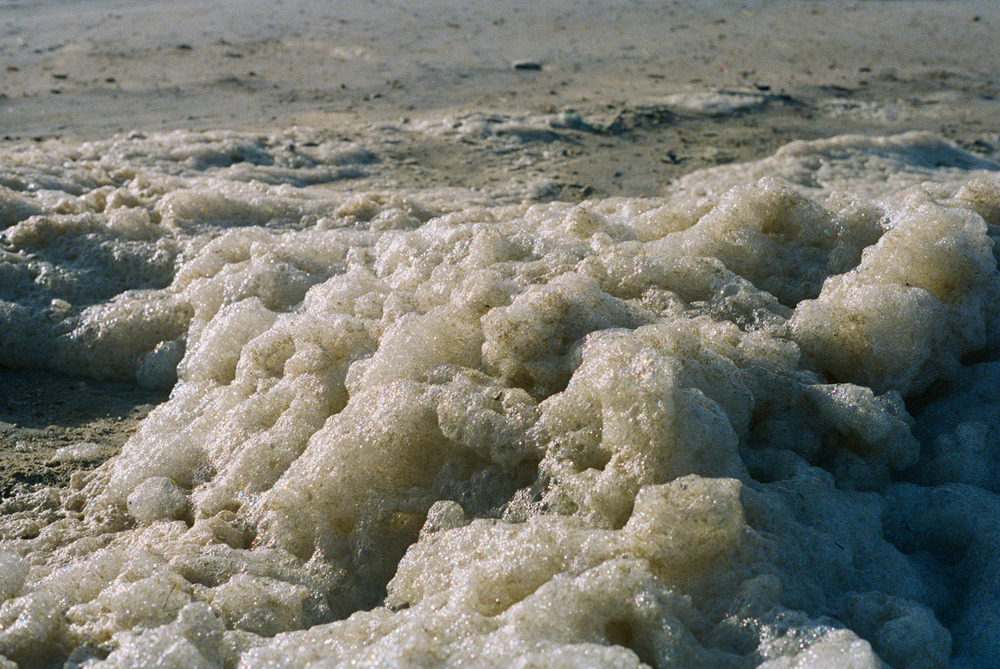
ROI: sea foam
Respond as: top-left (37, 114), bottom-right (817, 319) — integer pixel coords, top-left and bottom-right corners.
top-left (1, 129), bottom-right (999, 668)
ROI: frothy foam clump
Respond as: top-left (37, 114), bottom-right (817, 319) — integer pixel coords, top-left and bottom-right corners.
top-left (1, 130), bottom-right (999, 667)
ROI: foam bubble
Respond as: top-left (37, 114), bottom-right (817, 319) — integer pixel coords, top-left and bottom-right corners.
top-left (46, 441), bottom-right (107, 465)
top-left (1, 129), bottom-right (999, 667)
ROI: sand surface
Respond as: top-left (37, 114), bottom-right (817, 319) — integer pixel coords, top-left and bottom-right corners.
top-left (2, 0), bottom-right (1000, 503)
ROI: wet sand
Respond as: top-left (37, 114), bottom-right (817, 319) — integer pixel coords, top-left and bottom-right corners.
top-left (2, 0), bottom-right (999, 140)
top-left (2, 0), bottom-right (999, 197)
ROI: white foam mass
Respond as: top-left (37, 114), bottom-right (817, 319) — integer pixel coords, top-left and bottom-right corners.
top-left (1, 128), bottom-right (999, 667)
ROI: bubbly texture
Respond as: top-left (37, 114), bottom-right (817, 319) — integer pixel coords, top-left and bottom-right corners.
top-left (1, 129), bottom-right (1000, 668)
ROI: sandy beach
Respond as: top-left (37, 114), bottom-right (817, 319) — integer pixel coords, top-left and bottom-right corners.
top-left (4, 1), bottom-right (1000, 159)
top-left (2, 1), bottom-right (1000, 667)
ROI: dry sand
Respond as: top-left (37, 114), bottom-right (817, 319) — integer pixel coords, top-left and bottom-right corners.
top-left (2, 0), bottom-right (1000, 493)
